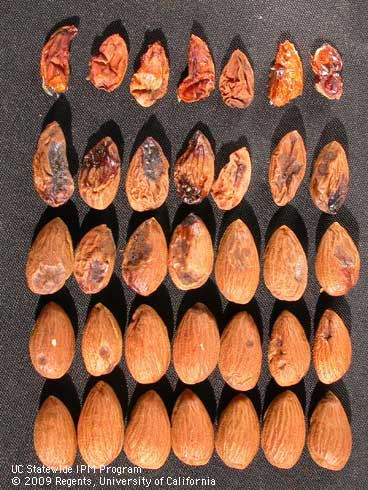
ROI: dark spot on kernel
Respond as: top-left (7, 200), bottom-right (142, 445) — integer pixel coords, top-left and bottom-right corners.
top-left (141, 138), bottom-right (163, 181)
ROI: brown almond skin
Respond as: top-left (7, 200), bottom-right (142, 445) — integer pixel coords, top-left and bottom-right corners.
top-left (173, 303), bottom-right (220, 384)
top-left (261, 390), bottom-right (305, 469)
top-left (219, 49), bottom-right (254, 109)
top-left (308, 391), bottom-right (352, 471)
top-left (124, 391), bottom-right (171, 469)
top-left (33, 121), bottom-right (74, 207)
top-left (269, 130), bottom-right (306, 206)
top-left (125, 137), bottom-right (169, 212)
top-left (215, 394), bottom-right (259, 469)
top-left (74, 224), bottom-right (116, 294)
top-left (215, 219), bottom-right (259, 304)
top-left (171, 389), bottom-right (214, 466)
top-left (79, 136), bottom-right (121, 210)
top-left (34, 396), bottom-right (76, 470)
top-left (211, 147), bottom-right (251, 210)
top-left (313, 309), bottom-right (351, 384)
top-left (78, 381), bottom-right (124, 468)
top-left (264, 225), bottom-right (307, 301)
top-left (125, 304), bottom-right (170, 384)
top-left (130, 41), bottom-right (169, 107)
top-left (268, 310), bottom-right (311, 387)
top-left (29, 302), bottom-right (75, 379)
top-left (25, 218), bottom-right (74, 295)
top-left (168, 213), bottom-right (213, 290)
top-left (315, 222), bottom-right (359, 296)
top-left (122, 218), bottom-right (167, 296)
top-left (310, 141), bottom-right (349, 214)
top-left (81, 303), bottom-right (122, 376)
top-left (174, 130), bottom-right (215, 205)
top-left (218, 311), bottom-right (262, 391)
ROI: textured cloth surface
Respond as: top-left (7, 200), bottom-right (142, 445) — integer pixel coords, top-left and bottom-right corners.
top-left (1, 1), bottom-right (368, 489)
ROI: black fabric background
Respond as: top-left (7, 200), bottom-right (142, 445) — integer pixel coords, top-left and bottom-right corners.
top-left (1, 1), bottom-right (368, 489)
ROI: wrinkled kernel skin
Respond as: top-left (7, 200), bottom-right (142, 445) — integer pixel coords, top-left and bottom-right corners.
top-left (313, 309), bottom-right (352, 384)
top-left (33, 121), bottom-right (74, 207)
top-left (311, 43), bottom-right (343, 100)
top-left (130, 41), bottom-right (169, 107)
top-left (88, 34), bottom-right (128, 92)
top-left (211, 147), bottom-right (251, 210)
top-left (315, 222), bottom-right (360, 296)
top-left (173, 303), bottom-right (220, 384)
top-left (269, 40), bottom-right (303, 107)
top-left (215, 394), bottom-right (260, 469)
top-left (124, 391), bottom-right (171, 469)
top-left (177, 34), bottom-right (215, 103)
top-left (171, 389), bottom-right (214, 466)
top-left (126, 137), bottom-right (169, 212)
top-left (40, 25), bottom-right (78, 95)
top-left (74, 224), bottom-right (116, 294)
top-left (261, 391), bottom-right (305, 469)
top-left (219, 49), bottom-right (254, 108)
top-left (26, 218), bottom-right (74, 295)
top-left (263, 225), bottom-right (308, 301)
top-left (310, 141), bottom-right (349, 214)
top-left (168, 214), bottom-right (213, 290)
top-left (174, 130), bottom-right (214, 204)
top-left (122, 218), bottom-right (167, 296)
top-left (268, 310), bottom-right (311, 387)
top-left (269, 130), bottom-right (306, 206)
top-left (215, 219), bottom-right (259, 304)
top-left (307, 391), bottom-right (352, 471)
top-left (125, 305), bottom-right (170, 384)
top-left (79, 137), bottom-right (121, 210)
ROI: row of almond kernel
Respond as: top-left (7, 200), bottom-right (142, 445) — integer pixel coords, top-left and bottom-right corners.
top-left (30, 302), bottom-right (351, 388)
top-left (41, 25), bottom-right (343, 105)
top-left (35, 383), bottom-right (351, 472)
top-left (34, 121), bottom-right (349, 216)
top-left (26, 216), bottom-right (360, 299)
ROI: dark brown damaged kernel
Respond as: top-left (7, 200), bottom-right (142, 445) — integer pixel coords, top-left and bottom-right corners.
top-left (211, 147), bottom-right (251, 210)
top-left (269, 130), bottom-right (306, 206)
top-left (311, 44), bottom-right (343, 100)
top-left (122, 218), bottom-right (167, 296)
top-left (315, 222), bottom-right (360, 296)
top-left (309, 141), bottom-right (349, 214)
top-left (88, 33), bottom-right (128, 92)
top-left (125, 137), bottom-right (169, 212)
top-left (174, 130), bottom-right (214, 204)
top-left (263, 225), bottom-right (308, 301)
top-left (33, 122), bottom-right (74, 207)
top-left (79, 137), bottom-right (121, 210)
top-left (219, 49), bottom-right (254, 108)
top-left (177, 34), bottom-right (215, 103)
top-left (168, 214), bottom-right (213, 290)
top-left (74, 224), bottom-right (116, 294)
top-left (130, 41), bottom-right (169, 107)
top-left (40, 25), bottom-right (78, 95)
top-left (26, 218), bottom-right (74, 295)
